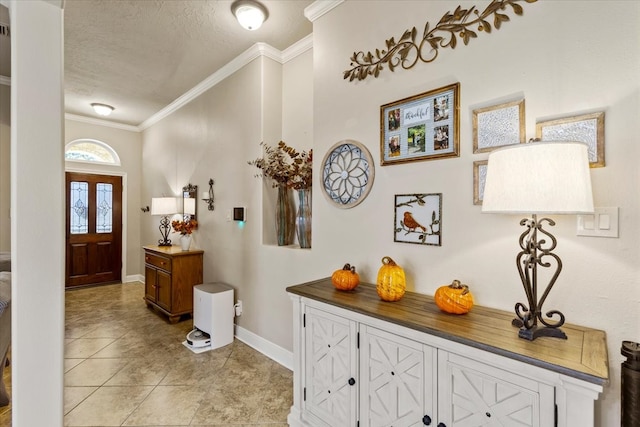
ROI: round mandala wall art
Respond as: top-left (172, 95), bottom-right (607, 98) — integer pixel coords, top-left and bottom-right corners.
top-left (320, 140), bottom-right (375, 209)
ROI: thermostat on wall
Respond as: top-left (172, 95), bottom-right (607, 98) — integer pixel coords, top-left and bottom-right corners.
top-left (233, 207), bottom-right (246, 222)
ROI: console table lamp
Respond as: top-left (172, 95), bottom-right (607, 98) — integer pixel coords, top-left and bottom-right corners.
top-left (482, 141), bottom-right (594, 340)
top-left (151, 197), bottom-right (178, 246)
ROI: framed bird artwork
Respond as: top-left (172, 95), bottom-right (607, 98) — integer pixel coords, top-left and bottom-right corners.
top-left (394, 193), bottom-right (442, 246)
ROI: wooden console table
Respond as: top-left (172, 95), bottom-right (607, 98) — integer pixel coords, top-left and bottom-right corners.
top-left (287, 278), bottom-right (609, 427)
top-left (143, 245), bottom-right (203, 323)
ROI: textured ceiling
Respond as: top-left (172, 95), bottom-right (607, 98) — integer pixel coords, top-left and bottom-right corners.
top-left (62, 0), bottom-right (313, 126)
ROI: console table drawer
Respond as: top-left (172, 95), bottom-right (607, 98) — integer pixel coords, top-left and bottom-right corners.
top-left (145, 253), bottom-right (172, 272)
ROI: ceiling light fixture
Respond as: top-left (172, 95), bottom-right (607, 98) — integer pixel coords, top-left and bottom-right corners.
top-left (231, 0), bottom-right (268, 31)
top-left (91, 103), bottom-right (114, 116)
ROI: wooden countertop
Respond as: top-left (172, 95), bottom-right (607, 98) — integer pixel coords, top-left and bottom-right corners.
top-left (143, 245), bottom-right (204, 256)
top-left (287, 278), bottom-right (609, 386)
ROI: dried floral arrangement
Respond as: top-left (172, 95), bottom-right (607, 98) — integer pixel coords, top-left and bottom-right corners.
top-left (171, 219), bottom-right (198, 235)
top-left (248, 141), bottom-right (313, 190)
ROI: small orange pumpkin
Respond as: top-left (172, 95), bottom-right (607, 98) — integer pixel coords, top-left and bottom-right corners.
top-left (331, 263), bottom-right (360, 291)
top-left (434, 280), bottom-right (474, 314)
top-left (376, 256), bottom-right (406, 301)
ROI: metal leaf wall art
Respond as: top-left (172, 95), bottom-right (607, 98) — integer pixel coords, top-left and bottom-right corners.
top-left (343, 0), bottom-right (537, 82)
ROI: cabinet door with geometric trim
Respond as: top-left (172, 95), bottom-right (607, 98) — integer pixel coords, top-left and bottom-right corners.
top-left (360, 325), bottom-right (437, 427)
top-left (438, 351), bottom-right (555, 427)
top-left (304, 306), bottom-right (358, 427)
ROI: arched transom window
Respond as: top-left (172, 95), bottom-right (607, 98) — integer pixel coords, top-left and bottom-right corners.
top-left (65, 139), bottom-right (121, 166)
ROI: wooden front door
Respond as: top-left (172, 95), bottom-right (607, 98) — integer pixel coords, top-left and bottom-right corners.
top-left (65, 172), bottom-right (122, 287)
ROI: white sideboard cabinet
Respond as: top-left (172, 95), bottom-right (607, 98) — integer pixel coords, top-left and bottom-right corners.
top-left (287, 279), bottom-right (609, 427)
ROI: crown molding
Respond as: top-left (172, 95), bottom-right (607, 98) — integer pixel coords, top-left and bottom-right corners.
top-left (282, 34), bottom-right (313, 63)
top-left (139, 42), bottom-right (269, 130)
top-left (65, 113), bottom-right (141, 132)
top-left (0, 75), bottom-right (10, 86)
top-left (139, 38), bottom-right (313, 131)
top-left (304, 0), bottom-right (344, 22)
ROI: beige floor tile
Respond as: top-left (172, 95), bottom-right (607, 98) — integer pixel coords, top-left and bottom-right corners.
top-left (91, 336), bottom-right (151, 359)
top-left (81, 323), bottom-right (131, 339)
top-left (122, 385), bottom-right (207, 426)
top-left (65, 358), bottom-right (129, 387)
top-left (159, 353), bottom-right (228, 386)
top-left (190, 383), bottom-right (264, 425)
top-left (50, 282), bottom-right (294, 426)
top-left (64, 385), bottom-right (153, 426)
top-left (65, 338), bottom-right (116, 358)
top-left (104, 357), bottom-right (171, 386)
top-left (65, 324), bottom-right (99, 339)
top-left (64, 358), bottom-right (84, 373)
top-left (64, 386), bottom-right (97, 415)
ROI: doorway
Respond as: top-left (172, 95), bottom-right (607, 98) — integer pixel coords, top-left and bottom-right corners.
top-left (65, 172), bottom-right (122, 287)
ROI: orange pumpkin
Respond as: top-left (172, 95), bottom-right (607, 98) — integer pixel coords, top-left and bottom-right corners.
top-left (434, 280), bottom-right (474, 314)
top-left (376, 256), bottom-right (406, 301)
top-left (331, 263), bottom-right (360, 291)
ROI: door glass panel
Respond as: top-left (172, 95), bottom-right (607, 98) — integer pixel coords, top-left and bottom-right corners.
top-left (96, 183), bottom-right (113, 233)
top-left (70, 181), bottom-right (89, 234)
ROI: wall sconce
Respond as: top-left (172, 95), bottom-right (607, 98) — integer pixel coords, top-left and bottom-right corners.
top-left (151, 197), bottom-right (178, 246)
top-left (482, 141), bottom-right (594, 341)
top-left (202, 178), bottom-right (215, 211)
top-left (231, 0), bottom-right (268, 31)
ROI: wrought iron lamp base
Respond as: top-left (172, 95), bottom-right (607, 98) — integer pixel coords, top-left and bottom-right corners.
top-left (512, 215), bottom-right (567, 341)
top-left (158, 215), bottom-right (172, 246)
top-left (512, 318), bottom-right (567, 341)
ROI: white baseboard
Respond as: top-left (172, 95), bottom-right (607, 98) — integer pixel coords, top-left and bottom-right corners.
top-left (124, 274), bottom-right (144, 283)
top-left (234, 325), bottom-right (293, 371)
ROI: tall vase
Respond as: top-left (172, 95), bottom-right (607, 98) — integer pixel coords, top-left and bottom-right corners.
top-left (295, 188), bottom-right (312, 249)
top-left (180, 234), bottom-right (192, 251)
top-left (276, 184), bottom-right (295, 246)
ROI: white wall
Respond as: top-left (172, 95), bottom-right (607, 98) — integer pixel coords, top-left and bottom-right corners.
top-left (64, 119), bottom-right (143, 279)
top-left (310, 1), bottom-right (639, 426)
top-left (10, 0), bottom-right (65, 425)
top-left (0, 84), bottom-right (10, 251)
top-left (0, 122), bottom-right (9, 251)
top-left (141, 53), bottom-right (321, 354)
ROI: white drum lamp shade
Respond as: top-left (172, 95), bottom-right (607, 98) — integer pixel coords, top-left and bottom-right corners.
top-left (151, 197), bottom-right (178, 216)
top-left (482, 141), bottom-right (594, 215)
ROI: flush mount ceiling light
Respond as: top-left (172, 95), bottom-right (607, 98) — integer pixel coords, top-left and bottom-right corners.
top-left (91, 103), bottom-right (114, 116)
top-left (231, 0), bottom-right (268, 31)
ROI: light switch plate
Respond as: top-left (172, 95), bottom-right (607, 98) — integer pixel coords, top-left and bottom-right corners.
top-left (577, 207), bottom-right (619, 238)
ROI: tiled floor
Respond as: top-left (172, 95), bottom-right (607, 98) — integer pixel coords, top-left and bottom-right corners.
top-left (0, 282), bottom-right (292, 426)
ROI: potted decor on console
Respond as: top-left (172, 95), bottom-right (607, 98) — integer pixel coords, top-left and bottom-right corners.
top-left (249, 141), bottom-right (313, 248)
top-left (171, 219), bottom-right (198, 251)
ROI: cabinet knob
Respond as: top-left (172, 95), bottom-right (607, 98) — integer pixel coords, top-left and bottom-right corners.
top-left (437, 423), bottom-right (446, 427)
top-left (348, 377), bottom-right (355, 386)
top-left (422, 415), bottom-right (431, 425)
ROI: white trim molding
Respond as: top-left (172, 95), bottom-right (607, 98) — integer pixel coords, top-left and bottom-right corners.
top-left (234, 325), bottom-right (293, 370)
top-left (63, 37), bottom-right (313, 132)
top-left (65, 113), bottom-right (140, 132)
top-left (305, 0), bottom-right (344, 22)
top-left (282, 34), bottom-right (313, 63)
top-left (139, 39), bottom-right (312, 131)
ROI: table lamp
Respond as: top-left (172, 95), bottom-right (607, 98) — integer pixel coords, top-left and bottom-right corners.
top-left (482, 141), bottom-right (594, 340)
top-left (151, 197), bottom-right (178, 246)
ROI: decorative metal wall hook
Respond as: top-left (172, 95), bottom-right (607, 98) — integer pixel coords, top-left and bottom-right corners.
top-left (141, 206), bottom-right (150, 213)
top-left (202, 178), bottom-right (215, 211)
